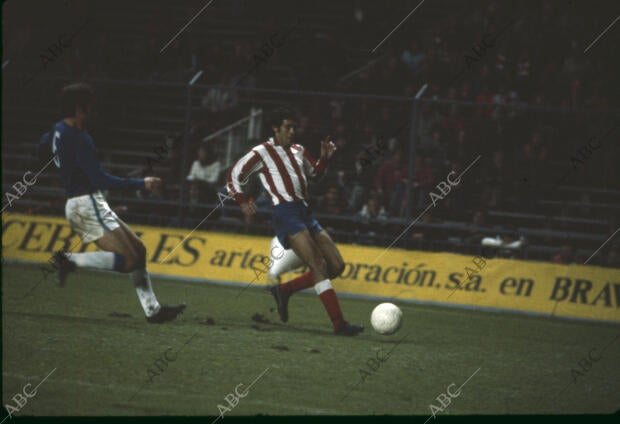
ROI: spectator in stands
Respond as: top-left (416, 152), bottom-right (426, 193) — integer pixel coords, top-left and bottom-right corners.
top-left (413, 155), bottom-right (435, 208)
top-left (463, 209), bottom-right (488, 245)
top-left (519, 130), bottom-right (549, 192)
top-left (522, 130), bottom-right (548, 163)
top-left (472, 208), bottom-right (487, 226)
top-left (187, 144), bottom-right (222, 185)
top-left (201, 72), bottom-right (239, 130)
top-left (355, 191), bottom-right (387, 245)
top-left (327, 134), bottom-right (350, 176)
top-left (416, 104), bottom-right (441, 147)
top-left (356, 193), bottom-right (387, 223)
top-left (316, 184), bottom-right (346, 215)
top-left (163, 135), bottom-right (182, 183)
top-left (483, 150), bottom-right (510, 208)
top-left (426, 128), bottom-right (448, 173)
top-left (187, 143), bottom-right (222, 202)
top-left (551, 244), bottom-right (576, 265)
top-left (401, 40), bottom-right (426, 75)
top-left (202, 76), bottom-right (239, 113)
top-left (344, 151), bottom-right (375, 212)
top-left (6, 1), bottom-right (618, 265)
top-left (375, 149), bottom-right (407, 216)
top-left (442, 159), bottom-right (468, 217)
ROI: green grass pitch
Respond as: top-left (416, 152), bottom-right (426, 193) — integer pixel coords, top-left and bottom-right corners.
top-left (2, 263), bottom-right (619, 416)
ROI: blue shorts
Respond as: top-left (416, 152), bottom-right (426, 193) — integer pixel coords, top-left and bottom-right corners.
top-left (272, 201), bottom-right (323, 249)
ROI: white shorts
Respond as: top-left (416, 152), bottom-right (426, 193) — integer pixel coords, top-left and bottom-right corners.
top-left (65, 191), bottom-right (120, 243)
top-left (268, 236), bottom-right (304, 279)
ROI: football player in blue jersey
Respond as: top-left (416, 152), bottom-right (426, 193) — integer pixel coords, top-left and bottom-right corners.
top-left (39, 83), bottom-right (185, 323)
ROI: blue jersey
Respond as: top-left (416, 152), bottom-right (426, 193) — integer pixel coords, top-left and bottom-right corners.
top-left (39, 120), bottom-right (145, 198)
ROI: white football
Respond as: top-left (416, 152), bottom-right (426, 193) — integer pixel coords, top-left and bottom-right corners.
top-left (370, 303), bottom-right (403, 335)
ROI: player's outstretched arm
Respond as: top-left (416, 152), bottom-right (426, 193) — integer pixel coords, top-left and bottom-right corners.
top-left (77, 134), bottom-right (147, 191)
top-left (226, 150), bottom-right (262, 216)
top-left (303, 135), bottom-right (335, 178)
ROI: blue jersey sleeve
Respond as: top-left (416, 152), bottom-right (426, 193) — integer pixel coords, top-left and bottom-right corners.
top-left (76, 134), bottom-right (146, 191)
top-left (38, 131), bottom-right (52, 161)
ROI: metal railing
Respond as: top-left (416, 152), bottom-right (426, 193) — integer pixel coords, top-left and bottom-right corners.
top-left (202, 107), bottom-right (263, 168)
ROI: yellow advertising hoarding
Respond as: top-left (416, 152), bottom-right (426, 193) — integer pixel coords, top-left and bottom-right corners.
top-left (2, 213), bottom-right (619, 323)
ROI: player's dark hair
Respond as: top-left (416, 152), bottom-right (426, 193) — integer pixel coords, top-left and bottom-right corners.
top-left (60, 82), bottom-right (95, 117)
top-left (269, 106), bottom-right (297, 130)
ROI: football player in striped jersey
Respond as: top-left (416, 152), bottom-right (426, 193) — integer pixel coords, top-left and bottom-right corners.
top-left (227, 107), bottom-right (363, 336)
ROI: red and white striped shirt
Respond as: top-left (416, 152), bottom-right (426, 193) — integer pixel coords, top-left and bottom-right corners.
top-left (227, 138), bottom-right (327, 205)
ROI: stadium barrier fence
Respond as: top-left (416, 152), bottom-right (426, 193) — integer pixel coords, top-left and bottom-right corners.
top-left (3, 213), bottom-right (618, 324)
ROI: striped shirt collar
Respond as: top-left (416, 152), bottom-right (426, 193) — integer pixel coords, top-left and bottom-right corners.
top-left (269, 137), bottom-right (297, 151)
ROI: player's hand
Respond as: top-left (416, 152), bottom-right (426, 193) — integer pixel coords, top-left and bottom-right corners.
top-left (320, 136), bottom-right (336, 160)
top-left (240, 201), bottom-right (256, 217)
top-left (144, 177), bottom-right (163, 194)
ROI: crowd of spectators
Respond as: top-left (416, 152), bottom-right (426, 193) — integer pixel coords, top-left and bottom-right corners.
top-left (4, 0), bottom-right (618, 265)
top-left (129, 0), bottom-right (616, 268)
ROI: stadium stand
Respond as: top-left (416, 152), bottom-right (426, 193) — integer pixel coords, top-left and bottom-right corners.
top-left (2, 0), bottom-right (619, 268)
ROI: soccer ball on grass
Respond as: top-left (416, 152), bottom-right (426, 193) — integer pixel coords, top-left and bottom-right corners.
top-left (370, 302), bottom-right (403, 335)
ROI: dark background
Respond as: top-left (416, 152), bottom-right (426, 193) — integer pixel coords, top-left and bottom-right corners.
top-left (2, 0), bottom-right (619, 266)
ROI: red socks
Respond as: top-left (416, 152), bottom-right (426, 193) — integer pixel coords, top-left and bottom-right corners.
top-left (319, 288), bottom-right (346, 332)
top-left (279, 273), bottom-right (347, 332)
top-left (279, 271), bottom-right (315, 295)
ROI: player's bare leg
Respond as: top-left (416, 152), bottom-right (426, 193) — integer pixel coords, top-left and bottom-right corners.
top-left (270, 229), bottom-right (363, 335)
top-left (269, 230), bottom-right (323, 322)
top-left (52, 226), bottom-right (132, 287)
top-left (56, 218), bottom-right (185, 323)
top-left (310, 229), bottom-right (363, 335)
top-left (287, 229), bottom-right (329, 282)
top-left (94, 223), bottom-right (141, 268)
top-left (311, 230), bottom-right (345, 279)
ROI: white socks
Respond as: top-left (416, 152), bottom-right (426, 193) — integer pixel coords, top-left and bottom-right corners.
top-left (314, 279), bottom-right (333, 295)
top-left (132, 268), bottom-right (161, 317)
top-left (68, 252), bottom-right (116, 270)
top-left (67, 252), bottom-right (161, 318)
